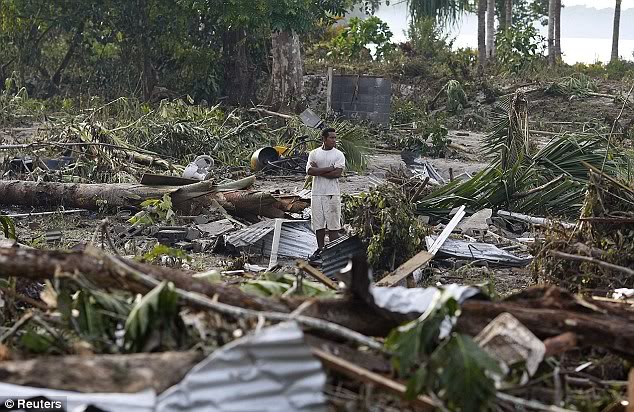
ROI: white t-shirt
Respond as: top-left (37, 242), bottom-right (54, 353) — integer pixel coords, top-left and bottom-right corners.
top-left (306, 147), bottom-right (346, 196)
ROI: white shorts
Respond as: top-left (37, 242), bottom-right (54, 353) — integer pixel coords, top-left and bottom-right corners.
top-left (311, 195), bottom-right (342, 231)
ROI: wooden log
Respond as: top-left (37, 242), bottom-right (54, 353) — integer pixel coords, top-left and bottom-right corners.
top-left (0, 351), bottom-right (203, 393)
top-left (457, 287), bottom-right (634, 358)
top-left (375, 250), bottom-right (434, 287)
top-left (4, 247), bottom-right (634, 358)
top-left (0, 248), bottom-right (288, 313)
top-left (544, 332), bottom-right (577, 357)
top-left (312, 348), bottom-right (436, 411)
top-left (0, 180), bottom-right (293, 218)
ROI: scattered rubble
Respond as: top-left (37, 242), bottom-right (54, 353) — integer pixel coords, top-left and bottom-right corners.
top-left (0, 93), bottom-right (633, 411)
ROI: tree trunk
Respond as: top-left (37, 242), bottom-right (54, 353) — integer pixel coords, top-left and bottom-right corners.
top-left (478, 0), bottom-right (487, 69)
top-left (486, 0), bottom-right (496, 59)
top-left (51, 22), bottom-right (84, 86)
top-left (554, 0), bottom-right (561, 61)
top-left (0, 247), bottom-right (288, 313)
top-left (0, 180), bottom-right (303, 218)
top-left (548, 0), bottom-right (556, 66)
top-left (4, 248), bottom-right (634, 357)
top-left (505, 0), bottom-right (512, 28)
top-left (269, 30), bottom-right (304, 113)
top-left (0, 352), bottom-right (202, 393)
top-left (611, 0), bottom-right (622, 62)
top-left (138, 0), bottom-right (156, 101)
top-left (222, 29), bottom-right (256, 106)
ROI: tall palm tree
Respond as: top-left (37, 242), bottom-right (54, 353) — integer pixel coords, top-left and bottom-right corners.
top-left (407, 0), bottom-right (484, 65)
top-left (548, 0), bottom-right (556, 66)
top-left (611, 0), bottom-right (622, 62)
top-left (554, 0), bottom-right (561, 61)
top-left (478, 0), bottom-right (487, 67)
top-left (505, 0), bottom-right (512, 28)
top-left (486, 0), bottom-right (495, 58)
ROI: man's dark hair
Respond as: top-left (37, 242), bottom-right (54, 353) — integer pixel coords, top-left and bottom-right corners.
top-left (321, 127), bottom-right (335, 139)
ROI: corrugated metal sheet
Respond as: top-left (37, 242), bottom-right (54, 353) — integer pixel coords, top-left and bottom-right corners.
top-left (225, 219), bottom-right (276, 248)
top-left (0, 323), bottom-right (327, 412)
top-left (262, 223), bottom-right (317, 259)
top-left (425, 236), bottom-right (532, 267)
top-left (225, 219), bottom-right (317, 259)
top-left (321, 235), bottom-right (366, 278)
top-left (370, 284), bottom-right (480, 316)
top-left (157, 321), bottom-right (327, 412)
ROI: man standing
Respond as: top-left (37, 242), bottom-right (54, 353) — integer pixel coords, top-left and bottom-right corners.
top-left (306, 127), bottom-right (346, 262)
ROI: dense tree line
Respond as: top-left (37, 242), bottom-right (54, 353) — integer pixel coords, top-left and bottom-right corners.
top-left (0, 0), bottom-right (369, 111)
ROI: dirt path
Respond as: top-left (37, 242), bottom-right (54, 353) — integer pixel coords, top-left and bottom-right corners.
top-left (254, 129), bottom-right (492, 194)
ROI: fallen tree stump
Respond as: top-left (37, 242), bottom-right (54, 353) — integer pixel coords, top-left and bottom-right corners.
top-left (0, 351), bottom-right (203, 393)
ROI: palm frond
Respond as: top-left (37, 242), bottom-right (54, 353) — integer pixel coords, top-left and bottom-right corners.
top-left (408, 0), bottom-right (473, 25)
top-left (419, 86), bottom-right (631, 219)
top-left (545, 74), bottom-right (598, 97)
top-left (294, 118), bottom-right (368, 172)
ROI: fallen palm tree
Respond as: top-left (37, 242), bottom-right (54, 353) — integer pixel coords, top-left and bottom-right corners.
top-left (416, 91), bottom-right (632, 219)
top-left (0, 177), bottom-right (306, 219)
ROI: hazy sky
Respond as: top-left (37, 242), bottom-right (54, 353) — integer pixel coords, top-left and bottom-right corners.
top-left (565, 0), bottom-right (634, 8)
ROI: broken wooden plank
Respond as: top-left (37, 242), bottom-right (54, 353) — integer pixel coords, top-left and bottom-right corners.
top-left (427, 205), bottom-right (466, 255)
top-left (375, 250), bottom-right (434, 287)
top-left (267, 219), bottom-right (284, 270)
top-left (312, 347), bottom-right (436, 411)
top-left (544, 332), bottom-right (577, 357)
top-left (297, 261), bottom-right (338, 290)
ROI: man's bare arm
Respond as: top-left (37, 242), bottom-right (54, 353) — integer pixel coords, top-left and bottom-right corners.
top-left (321, 168), bottom-right (343, 178)
top-left (307, 165), bottom-right (336, 176)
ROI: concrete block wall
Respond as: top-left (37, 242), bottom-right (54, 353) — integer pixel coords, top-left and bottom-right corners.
top-left (329, 75), bottom-right (391, 125)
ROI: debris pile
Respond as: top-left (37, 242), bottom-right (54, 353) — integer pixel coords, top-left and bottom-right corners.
top-left (535, 166), bottom-right (634, 292)
top-left (1, 93), bottom-right (634, 411)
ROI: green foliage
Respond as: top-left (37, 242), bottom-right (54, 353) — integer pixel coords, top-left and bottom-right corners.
top-left (139, 244), bottom-right (191, 265)
top-left (71, 288), bottom-right (130, 352)
top-left (445, 80), bottom-right (468, 114)
top-left (418, 90), bottom-right (632, 219)
top-left (124, 281), bottom-right (187, 352)
top-left (407, 0), bottom-right (472, 25)
top-left (241, 272), bottom-right (335, 298)
top-left (0, 215), bottom-right (16, 239)
top-left (343, 184), bottom-right (429, 272)
top-left (296, 118), bottom-right (368, 172)
top-left (0, 82), bottom-right (46, 126)
top-left (391, 98), bottom-right (428, 125)
top-left (327, 16), bottom-right (395, 61)
top-left (407, 17), bottom-right (452, 59)
top-left (387, 113), bottom-right (450, 158)
top-left (385, 290), bottom-right (501, 409)
top-left (128, 193), bottom-right (175, 226)
top-left (545, 73), bottom-right (598, 97)
top-left (495, 24), bottom-right (545, 74)
top-left (20, 327), bottom-right (54, 354)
